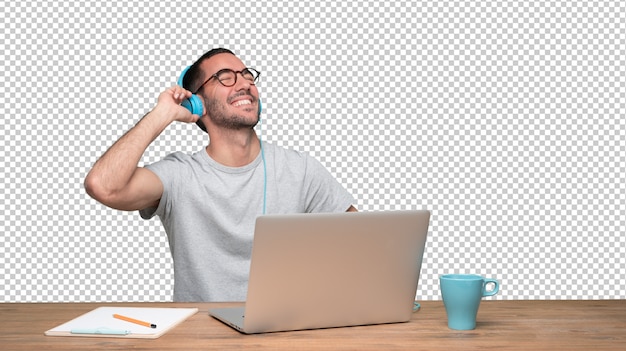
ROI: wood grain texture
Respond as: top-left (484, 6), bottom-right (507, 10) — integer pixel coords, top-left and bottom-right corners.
top-left (1, 300), bottom-right (625, 350)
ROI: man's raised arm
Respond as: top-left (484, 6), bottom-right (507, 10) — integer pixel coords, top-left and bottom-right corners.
top-left (84, 86), bottom-right (201, 211)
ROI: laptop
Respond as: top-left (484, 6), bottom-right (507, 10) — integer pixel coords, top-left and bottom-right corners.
top-left (209, 210), bottom-right (430, 334)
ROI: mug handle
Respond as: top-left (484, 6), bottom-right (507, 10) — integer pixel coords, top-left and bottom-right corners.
top-left (482, 278), bottom-right (500, 297)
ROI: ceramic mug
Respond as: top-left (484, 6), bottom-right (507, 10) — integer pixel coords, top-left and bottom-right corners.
top-left (440, 274), bottom-right (500, 330)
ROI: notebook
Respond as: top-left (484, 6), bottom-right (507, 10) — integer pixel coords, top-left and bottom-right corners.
top-left (210, 210), bottom-right (430, 334)
top-left (45, 306), bottom-right (198, 339)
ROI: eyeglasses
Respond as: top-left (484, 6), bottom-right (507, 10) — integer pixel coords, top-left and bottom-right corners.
top-left (194, 68), bottom-right (260, 93)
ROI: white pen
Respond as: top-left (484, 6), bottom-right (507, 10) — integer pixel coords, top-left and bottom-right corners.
top-left (70, 327), bottom-right (131, 335)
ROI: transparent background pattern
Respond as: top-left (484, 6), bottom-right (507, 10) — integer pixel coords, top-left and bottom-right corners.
top-left (1, 1), bottom-right (624, 302)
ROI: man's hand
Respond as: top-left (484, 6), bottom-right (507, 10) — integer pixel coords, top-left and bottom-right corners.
top-left (153, 85), bottom-right (204, 124)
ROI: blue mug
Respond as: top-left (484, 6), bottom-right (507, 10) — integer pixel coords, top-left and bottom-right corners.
top-left (440, 274), bottom-right (500, 330)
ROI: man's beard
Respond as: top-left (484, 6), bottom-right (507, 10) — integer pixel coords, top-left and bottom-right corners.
top-left (205, 97), bottom-right (259, 130)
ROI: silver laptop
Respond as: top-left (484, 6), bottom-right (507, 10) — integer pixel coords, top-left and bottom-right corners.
top-left (210, 210), bottom-right (430, 334)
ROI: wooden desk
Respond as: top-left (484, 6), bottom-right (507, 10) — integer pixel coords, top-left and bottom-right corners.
top-left (1, 300), bottom-right (625, 350)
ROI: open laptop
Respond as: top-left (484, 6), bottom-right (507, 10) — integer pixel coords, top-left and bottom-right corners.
top-left (209, 210), bottom-right (430, 334)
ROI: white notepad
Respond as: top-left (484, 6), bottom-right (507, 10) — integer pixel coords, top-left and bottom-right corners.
top-left (45, 306), bottom-right (198, 339)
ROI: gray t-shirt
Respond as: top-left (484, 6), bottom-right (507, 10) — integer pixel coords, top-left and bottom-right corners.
top-left (140, 141), bottom-right (355, 302)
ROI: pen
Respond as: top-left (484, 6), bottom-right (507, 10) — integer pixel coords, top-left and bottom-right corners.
top-left (113, 313), bottom-right (157, 328)
top-left (71, 328), bottom-right (131, 335)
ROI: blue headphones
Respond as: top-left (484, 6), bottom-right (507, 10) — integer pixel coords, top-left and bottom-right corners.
top-left (177, 66), bottom-right (262, 116)
top-left (177, 66), bottom-right (204, 116)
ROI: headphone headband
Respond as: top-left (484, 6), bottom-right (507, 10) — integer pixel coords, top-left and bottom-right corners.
top-left (178, 66), bottom-right (191, 87)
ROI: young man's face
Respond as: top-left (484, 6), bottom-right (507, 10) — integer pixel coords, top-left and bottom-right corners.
top-left (196, 53), bottom-right (261, 130)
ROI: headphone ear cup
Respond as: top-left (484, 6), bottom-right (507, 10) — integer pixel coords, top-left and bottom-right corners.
top-left (181, 94), bottom-right (204, 116)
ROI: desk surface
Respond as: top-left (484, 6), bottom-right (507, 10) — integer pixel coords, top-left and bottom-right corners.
top-left (1, 300), bottom-right (625, 350)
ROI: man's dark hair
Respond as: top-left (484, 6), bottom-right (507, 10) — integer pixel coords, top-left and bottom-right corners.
top-left (182, 48), bottom-right (235, 132)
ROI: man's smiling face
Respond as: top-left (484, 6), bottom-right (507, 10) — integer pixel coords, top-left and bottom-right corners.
top-left (197, 53), bottom-right (260, 130)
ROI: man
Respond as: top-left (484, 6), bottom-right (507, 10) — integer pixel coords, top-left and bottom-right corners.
top-left (84, 48), bottom-right (356, 302)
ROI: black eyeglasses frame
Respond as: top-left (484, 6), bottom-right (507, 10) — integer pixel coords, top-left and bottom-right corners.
top-left (193, 68), bottom-right (260, 94)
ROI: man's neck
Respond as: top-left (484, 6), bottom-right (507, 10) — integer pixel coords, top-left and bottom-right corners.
top-left (205, 130), bottom-right (261, 167)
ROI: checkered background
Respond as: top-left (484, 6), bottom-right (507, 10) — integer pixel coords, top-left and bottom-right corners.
top-left (1, 1), bottom-right (625, 302)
